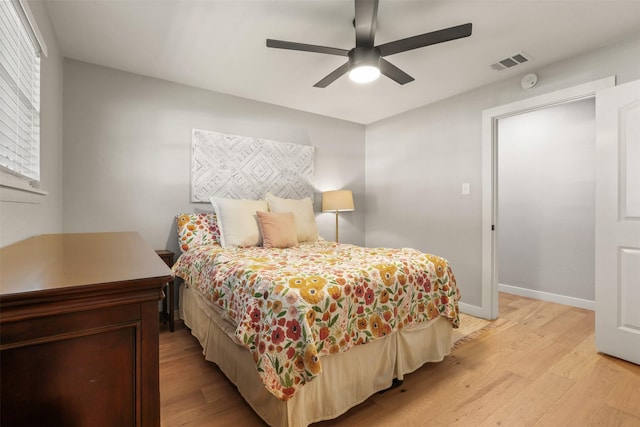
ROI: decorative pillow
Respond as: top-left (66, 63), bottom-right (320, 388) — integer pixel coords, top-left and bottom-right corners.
top-left (210, 197), bottom-right (269, 247)
top-left (265, 192), bottom-right (319, 242)
top-left (256, 211), bottom-right (298, 249)
top-left (176, 213), bottom-right (220, 253)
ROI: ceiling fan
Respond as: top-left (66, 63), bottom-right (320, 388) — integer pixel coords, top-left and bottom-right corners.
top-left (266, 0), bottom-right (472, 88)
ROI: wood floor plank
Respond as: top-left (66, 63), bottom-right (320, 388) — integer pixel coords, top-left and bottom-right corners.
top-left (502, 331), bottom-right (573, 379)
top-left (533, 359), bottom-right (627, 426)
top-left (477, 372), bottom-right (574, 426)
top-left (540, 306), bottom-right (592, 347)
top-left (159, 293), bottom-right (640, 427)
top-left (605, 375), bottom-right (640, 418)
top-left (547, 333), bottom-right (600, 380)
top-left (587, 405), bottom-right (640, 427)
top-left (446, 371), bottom-right (530, 425)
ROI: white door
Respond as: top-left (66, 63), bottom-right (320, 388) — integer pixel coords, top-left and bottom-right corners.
top-left (595, 79), bottom-right (640, 365)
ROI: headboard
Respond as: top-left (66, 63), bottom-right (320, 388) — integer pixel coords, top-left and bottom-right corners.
top-left (191, 129), bottom-right (315, 202)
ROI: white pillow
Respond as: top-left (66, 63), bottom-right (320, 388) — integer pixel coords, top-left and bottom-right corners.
top-left (265, 192), bottom-right (319, 242)
top-left (210, 197), bottom-right (269, 247)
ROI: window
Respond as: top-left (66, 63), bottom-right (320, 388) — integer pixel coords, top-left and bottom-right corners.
top-left (0, 0), bottom-right (45, 183)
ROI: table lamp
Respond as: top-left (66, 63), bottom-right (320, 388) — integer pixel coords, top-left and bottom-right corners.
top-left (322, 190), bottom-right (354, 243)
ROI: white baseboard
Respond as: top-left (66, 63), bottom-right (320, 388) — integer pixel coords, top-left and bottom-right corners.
top-left (498, 283), bottom-right (595, 311)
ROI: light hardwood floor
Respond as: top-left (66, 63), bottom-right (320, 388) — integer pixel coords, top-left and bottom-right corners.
top-left (159, 293), bottom-right (640, 426)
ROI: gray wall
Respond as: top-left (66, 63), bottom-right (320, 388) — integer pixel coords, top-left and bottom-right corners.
top-left (365, 36), bottom-right (640, 308)
top-left (498, 98), bottom-right (595, 301)
top-left (4, 6), bottom-right (640, 311)
top-left (0, 0), bottom-right (63, 247)
top-left (62, 59), bottom-right (366, 255)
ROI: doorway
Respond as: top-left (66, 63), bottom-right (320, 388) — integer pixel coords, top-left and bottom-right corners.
top-left (497, 98), bottom-right (596, 309)
top-left (480, 76), bottom-right (615, 319)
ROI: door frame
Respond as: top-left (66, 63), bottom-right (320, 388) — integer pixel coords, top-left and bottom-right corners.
top-left (479, 76), bottom-right (615, 319)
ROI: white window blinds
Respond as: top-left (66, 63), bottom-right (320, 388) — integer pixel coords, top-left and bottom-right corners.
top-left (0, 0), bottom-right (42, 182)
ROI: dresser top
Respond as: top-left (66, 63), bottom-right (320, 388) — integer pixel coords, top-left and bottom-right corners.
top-left (0, 232), bottom-right (172, 300)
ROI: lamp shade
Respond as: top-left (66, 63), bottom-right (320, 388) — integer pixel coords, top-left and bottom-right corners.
top-left (322, 190), bottom-right (354, 212)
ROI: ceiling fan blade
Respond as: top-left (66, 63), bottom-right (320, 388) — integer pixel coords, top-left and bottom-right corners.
top-left (266, 39), bottom-right (349, 57)
top-left (354, 0), bottom-right (378, 47)
top-left (313, 62), bottom-right (350, 88)
top-left (377, 23), bottom-right (472, 57)
top-left (379, 58), bottom-right (414, 85)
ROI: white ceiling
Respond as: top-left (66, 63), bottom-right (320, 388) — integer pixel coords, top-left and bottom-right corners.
top-left (45, 0), bottom-right (640, 124)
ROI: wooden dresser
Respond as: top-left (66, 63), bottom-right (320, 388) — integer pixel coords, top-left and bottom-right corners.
top-left (0, 232), bottom-right (172, 427)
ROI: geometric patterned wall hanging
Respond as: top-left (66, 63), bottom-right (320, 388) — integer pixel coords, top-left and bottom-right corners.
top-left (191, 129), bottom-right (315, 202)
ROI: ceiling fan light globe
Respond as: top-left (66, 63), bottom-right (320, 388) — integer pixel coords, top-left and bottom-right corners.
top-left (349, 65), bottom-right (380, 83)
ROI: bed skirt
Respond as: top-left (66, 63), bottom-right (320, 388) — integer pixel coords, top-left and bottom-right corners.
top-left (179, 284), bottom-right (454, 427)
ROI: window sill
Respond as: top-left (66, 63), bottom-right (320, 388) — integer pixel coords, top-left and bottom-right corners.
top-left (0, 172), bottom-right (48, 203)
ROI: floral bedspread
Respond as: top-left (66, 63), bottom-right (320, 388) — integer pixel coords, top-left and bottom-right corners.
top-left (172, 240), bottom-right (460, 401)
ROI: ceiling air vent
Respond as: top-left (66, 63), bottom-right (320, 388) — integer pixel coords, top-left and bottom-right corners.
top-left (490, 51), bottom-right (533, 71)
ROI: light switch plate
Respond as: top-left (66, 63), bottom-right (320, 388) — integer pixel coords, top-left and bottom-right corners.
top-left (462, 183), bottom-right (470, 195)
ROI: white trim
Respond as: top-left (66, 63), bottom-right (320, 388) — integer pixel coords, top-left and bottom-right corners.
top-left (499, 283), bottom-right (595, 311)
top-left (458, 302), bottom-right (488, 319)
top-left (481, 107), bottom-right (498, 319)
top-left (481, 76), bottom-right (616, 320)
top-left (14, 0), bottom-right (48, 57)
top-left (0, 170), bottom-right (47, 202)
top-left (0, 185), bottom-right (47, 203)
top-left (482, 77), bottom-right (615, 120)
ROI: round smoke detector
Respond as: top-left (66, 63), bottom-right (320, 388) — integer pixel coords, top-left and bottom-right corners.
top-left (521, 73), bottom-right (538, 89)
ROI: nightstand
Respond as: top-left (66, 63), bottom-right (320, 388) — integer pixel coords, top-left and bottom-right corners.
top-left (155, 249), bottom-right (175, 332)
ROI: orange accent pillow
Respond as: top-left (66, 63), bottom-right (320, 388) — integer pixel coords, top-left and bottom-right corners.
top-left (256, 211), bottom-right (298, 249)
top-left (176, 213), bottom-right (220, 253)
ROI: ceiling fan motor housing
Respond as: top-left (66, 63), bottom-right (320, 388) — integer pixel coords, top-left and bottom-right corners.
top-left (349, 47), bottom-right (381, 69)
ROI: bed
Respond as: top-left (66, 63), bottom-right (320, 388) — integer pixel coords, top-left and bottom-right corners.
top-left (172, 200), bottom-right (461, 427)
